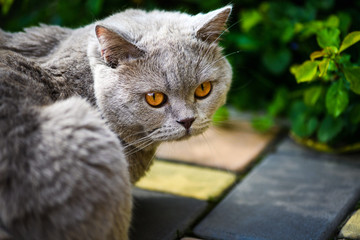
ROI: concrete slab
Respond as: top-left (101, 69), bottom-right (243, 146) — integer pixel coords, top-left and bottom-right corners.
top-left (135, 160), bottom-right (236, 200)
top-left (339, 210), bottom-right (360, 239)
top-left (156, 121), bottom-right (278, 172)
top-left (131, 188), bottom-right (207, 240)
top-left (194, 152), bottom-right (360, 240)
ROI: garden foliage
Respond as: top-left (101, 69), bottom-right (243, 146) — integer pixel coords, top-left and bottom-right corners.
top-left (1, 0), bottom-right (360, 146)
top-left (290, 28), bottom-right (360, 145)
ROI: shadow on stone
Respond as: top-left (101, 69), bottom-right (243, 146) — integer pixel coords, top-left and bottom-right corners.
top-left (131, 188), bottom-right (207, 240)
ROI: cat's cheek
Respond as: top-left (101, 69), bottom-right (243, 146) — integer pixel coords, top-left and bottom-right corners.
top-left (134, 105), bottom-right (166, 129)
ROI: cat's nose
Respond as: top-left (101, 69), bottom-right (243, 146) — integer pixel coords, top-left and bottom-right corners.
top-left (176, 117), bottom-right (195, 130)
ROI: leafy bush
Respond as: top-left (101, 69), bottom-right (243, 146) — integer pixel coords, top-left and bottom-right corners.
top-left (1, 0), bottom-right (360, 147)
top-left (290, 29), bottom-right (360, 146)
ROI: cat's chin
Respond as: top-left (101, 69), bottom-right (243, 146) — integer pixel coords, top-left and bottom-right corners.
top-left (174, 134), bottom-right (192, 142)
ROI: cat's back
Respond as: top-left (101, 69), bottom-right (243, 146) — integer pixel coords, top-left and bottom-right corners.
top-left (0, 25), bottom-right (72, 58)
top-left (0, 50), bottom-right (58, 108)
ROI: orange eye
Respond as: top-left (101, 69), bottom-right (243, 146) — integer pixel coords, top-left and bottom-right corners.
top-left (145, 92), bottom-right (167, 107)
top-left (195, 81), bottom-right (212, 99)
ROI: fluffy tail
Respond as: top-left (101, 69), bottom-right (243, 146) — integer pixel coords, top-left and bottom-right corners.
top-left (0, 97), bottom-right (131, 240)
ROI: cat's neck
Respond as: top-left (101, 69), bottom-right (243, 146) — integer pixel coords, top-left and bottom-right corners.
top-left (125, 146), bottom-right (158, 183)
top-left (118, 132), bottom-right (160, 183)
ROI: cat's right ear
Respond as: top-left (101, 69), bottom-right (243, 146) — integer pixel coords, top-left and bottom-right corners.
top-left (95, 25), bottom-right (145, 68)
top-left (195, 5), bottom-right (232, 44)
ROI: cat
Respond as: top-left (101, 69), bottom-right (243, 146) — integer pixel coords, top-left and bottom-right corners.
top-left (0, 5), bottom-right (232, 240)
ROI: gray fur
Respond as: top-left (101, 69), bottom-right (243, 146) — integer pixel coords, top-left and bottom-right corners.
top-left (0, 6), bottom-right (232, 240)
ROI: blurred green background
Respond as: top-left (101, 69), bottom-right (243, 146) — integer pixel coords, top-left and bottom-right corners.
top-left (1, 0), bottom-right (360, 147)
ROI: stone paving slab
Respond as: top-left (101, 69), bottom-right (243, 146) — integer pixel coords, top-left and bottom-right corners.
top-left (135, 160), bottom-right (236, 200)
top-left (131, 188), bottom-right (207, 240)
top-left (193, 150), bottom-right (360, 240)
top-left (156, 122), bottom-right (277, 172)
top-left (339, 210), bottom-right (360, 239)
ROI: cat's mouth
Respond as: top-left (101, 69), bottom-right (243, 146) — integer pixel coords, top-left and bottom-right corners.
top-left (172, 125), bottom-right (209, 142)
top-left (148, 122), bottom-right (210, 143)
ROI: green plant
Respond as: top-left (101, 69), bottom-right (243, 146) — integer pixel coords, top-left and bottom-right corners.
top-left (0, 0), bottom-right (13, 14)
top-left (290, 27), bottom-right (360, 146)
top-left (2, 0), bottom-right (360, 147)
top-left (212, 106), bottom-right (230, 126)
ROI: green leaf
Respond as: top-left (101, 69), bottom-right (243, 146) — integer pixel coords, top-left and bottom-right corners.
top-left (310, 50), bottom-right (326, 61)
top-left (318, 58), bottom-right (330, 77)
top-left (316, 28), bottom-right (340, 48)
top-left (325, 15), bottom-right (339, 28)
top-left (343, 66), bottom-right (360, 95)
top-left (291, 61), bottom-right (319, 83)
top-left (233, 34), bottom-right (260, 51)
top-left (212, 106), bottom-right (229, 125)
top-left (298, 21), bottom-right (323, 39)
top-left (317, 115), bottom-right (344, 142)
top-left (289, 101), bottom-right (320, 138)
top-left (325, 81), bottom-right (349, 117)
top-left (0, 0), bottom-right (14, 14)
top-left (350, 104), bottom-right (360, 124)
top-left (280, 22), bottom-right (295, 43)
top-left (240, 9), bottom-right (262, 32)
top-left (338, 12), bottom-right (352, 35)
top-left (268, 88), bottom-right (288, 116)
top-left (252, 115), bottom-right (274, 133)
top-left (86, 0), bottom-right (104, 15)
top-left (337, 54), bottom-right (351, 65)
top-left (310, 46), bottom-right (338, 61)
top-left (262, 48), bottom-right (291, 74)
top-left (292, 114), bottom-right (319, 138)
top-left (304, 86), bottom-right (323, 106)
top-left (339, 31), bottom-right (360, 53)
top-left (310, 0), bottom-right (335, 10)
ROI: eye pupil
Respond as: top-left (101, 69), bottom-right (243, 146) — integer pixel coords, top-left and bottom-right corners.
top-left (201, 84), bottom-right (204, 91)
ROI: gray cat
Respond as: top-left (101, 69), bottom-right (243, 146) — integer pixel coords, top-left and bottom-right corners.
top-left (0, 6), bottom-right (232, 240)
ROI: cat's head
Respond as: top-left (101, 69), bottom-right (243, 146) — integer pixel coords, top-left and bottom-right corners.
top-left (88, 6), bottom-right (232, 148)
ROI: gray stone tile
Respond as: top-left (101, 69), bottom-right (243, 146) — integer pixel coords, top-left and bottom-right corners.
top-left (194, 151), bottom-right (360, 240)
top-left (131, 188), bottom-right (207, 240)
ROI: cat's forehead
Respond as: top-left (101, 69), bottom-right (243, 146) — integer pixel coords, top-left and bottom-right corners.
top-left (122, 43), bottom-right (223, 96)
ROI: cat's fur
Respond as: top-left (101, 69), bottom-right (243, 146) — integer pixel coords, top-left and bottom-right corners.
top-left (0, 6), bottom-right (232, 240)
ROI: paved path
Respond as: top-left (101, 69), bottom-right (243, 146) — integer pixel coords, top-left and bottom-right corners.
top-left (132, 123), bottom-right (360, 240)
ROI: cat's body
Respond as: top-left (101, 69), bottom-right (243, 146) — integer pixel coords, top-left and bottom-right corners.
top-left (0, 6), bottom-right (232, 240)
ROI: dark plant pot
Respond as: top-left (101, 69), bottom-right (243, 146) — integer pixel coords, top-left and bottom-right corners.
top-left (290, 132), bottom-right (360, 154)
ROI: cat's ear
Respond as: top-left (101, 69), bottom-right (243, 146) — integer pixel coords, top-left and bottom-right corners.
top-left (195, 5), bottom-right (232, 44)
top-left (95, 25), bottom-right (145, 68)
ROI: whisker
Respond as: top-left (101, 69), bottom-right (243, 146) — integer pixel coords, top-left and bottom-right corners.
top-left (202, 21), bottom-right (239, 60)
top-left (125, 139), bottom-right (154, 156)
top-left (199, 50), bottom-right (241, 76)
top-left (123, 136), bottom-right (151, 150)
top-left (197, 50), bottom-right (241, 79)
top-left (214, 21), bottom-right (239, 44)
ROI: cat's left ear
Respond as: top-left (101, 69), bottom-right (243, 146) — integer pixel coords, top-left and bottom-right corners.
top-left (195, 5), bottom-right (232, 44)
top-left (95, 25), bottom-right (145, 68)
